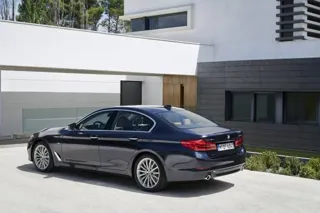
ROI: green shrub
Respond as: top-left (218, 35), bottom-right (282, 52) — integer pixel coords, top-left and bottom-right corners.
top-left (302, 158), bottom-right (320, 180)
top-left (300, 165), bottom-right (317, 179)
top-left (260, 151), bottom-right (281, 172)
top-left (284, 156), bottom-right (302, 176)
top-left (278, 168), bottom-right (292, 176)
top-left (245, 155), bottom-right (267, 172)
top-left (245, 152), bottom-right (320, 180)
top-left (306, 158), bottom-right (320, 173)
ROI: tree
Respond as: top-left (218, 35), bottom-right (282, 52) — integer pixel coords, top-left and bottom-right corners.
top-left (16, 0), bottom-right (95, 28)
top-left (11, 0), bottom-right (15, 21)
top-left (0, 0), bottom-right (10, 20)
top-left (16, 0), bottom-right (53, 25)
top-left (87, 6), bottom-right (104, 30)
top-left (100, 0), bottom-right (129, 33)
top-left (14, 0), bottom-right (129, 32)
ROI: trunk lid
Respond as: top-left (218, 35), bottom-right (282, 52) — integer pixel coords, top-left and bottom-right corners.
top-left (186, 126), bottom-right (243, 158)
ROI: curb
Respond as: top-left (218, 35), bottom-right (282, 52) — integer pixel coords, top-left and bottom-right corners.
top-left (0, 138), bottom-right (29, 146)
top-left (246, 151), bottom-right (310, 163)
top-left (0, 133), bottom-right (30, 145)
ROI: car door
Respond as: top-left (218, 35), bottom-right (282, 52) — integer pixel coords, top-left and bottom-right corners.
top-left (60, 110), bottom-right (117, 167)
top-left (98, 110), bottom-right (155, 171)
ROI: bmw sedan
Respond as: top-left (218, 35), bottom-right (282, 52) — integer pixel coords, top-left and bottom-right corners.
top-left (27, 105), bottom-right (246, 192)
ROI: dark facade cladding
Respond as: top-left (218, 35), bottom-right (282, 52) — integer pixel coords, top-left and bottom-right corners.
top-left (197, 58), bottom-right (320, 152)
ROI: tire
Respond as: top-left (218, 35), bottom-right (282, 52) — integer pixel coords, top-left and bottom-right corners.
top-left (133, 154), bottom-right (168, 192)
top-left (32, 141), bottom-right (54, 172)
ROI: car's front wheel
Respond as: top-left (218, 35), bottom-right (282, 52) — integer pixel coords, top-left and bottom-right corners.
top-left (134, 154), bottom-right (168, 192)
top-left (32, 141), bottom-right (54, 172)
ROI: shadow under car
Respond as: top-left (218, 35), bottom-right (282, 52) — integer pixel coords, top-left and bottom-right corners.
top-left (17, 163), bottom-right (235, 198)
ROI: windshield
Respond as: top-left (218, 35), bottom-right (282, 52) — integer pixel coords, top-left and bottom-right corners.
top-left (157, 109), bottom-right (218, 129)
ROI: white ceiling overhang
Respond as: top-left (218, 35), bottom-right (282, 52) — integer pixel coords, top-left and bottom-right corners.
top-left (0, 21), bottom-right (200, 76)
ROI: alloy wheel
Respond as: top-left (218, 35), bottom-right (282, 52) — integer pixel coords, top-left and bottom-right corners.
top-left (34, 144), bottom-right (50, 170)
top-left (136, 158), bottom-right (160, 189)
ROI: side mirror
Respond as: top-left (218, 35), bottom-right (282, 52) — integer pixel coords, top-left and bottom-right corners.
top-left (68, 123), bottom-right (77, 130)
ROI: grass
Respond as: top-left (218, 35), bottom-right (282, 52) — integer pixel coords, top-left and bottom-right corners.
top-left (246, 145), bottom-right (320, 159)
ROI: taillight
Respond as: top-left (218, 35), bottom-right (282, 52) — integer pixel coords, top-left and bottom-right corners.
top-left (181, 139), bottom-right (217, 151)
top-left (235, 135), bottom-right (244, 147)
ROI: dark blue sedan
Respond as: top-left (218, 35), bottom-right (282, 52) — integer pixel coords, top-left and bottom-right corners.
top-left (27, 105), bottom-right (246, 192)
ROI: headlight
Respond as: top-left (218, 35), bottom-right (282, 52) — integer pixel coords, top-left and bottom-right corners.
top-left (29, 134), bottom-right (34, 141)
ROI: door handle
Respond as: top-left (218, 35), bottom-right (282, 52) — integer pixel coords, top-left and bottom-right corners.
top-left (128, 137), bottom-right (138, 141)
top-left (90, 136), bottom-right (99, 140)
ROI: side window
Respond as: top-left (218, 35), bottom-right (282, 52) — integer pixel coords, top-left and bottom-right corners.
top-left (114, 111), bottom-right (154, 132)
top-left (78, 111), bottom-right (115, 130)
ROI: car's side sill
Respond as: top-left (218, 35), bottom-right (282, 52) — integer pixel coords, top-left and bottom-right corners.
top-left (55, 162), bottom-right (131, 177)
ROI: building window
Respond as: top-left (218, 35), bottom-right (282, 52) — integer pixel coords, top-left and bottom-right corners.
top-left (131, 12), bottom-right (188, 32)
top-left (255, 93), bottom-right (276, 123)
top-left (149, 12), bottom-right (187, 30)
top-left (131, 18), bottom-right (146, 32)
top-left (226, 92), bottom-right (276, 123)
top-left (230, 92), bottom-right (253, 121)
top-left (284, 92), bottom-right (320, 125)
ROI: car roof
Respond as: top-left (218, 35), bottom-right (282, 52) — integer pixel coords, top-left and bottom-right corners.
top-left (94, 105), bottom-right (183, 114)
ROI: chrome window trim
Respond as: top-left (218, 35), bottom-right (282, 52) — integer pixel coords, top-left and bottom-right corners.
top-left (75, 109), bottom-right (156, 133)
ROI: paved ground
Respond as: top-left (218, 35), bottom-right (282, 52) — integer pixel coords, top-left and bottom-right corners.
top-left (0, 145), bottom-right (319, 213)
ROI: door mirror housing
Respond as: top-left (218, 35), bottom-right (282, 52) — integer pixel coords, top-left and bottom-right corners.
top-left (68, 123), bottom-right (77, 130)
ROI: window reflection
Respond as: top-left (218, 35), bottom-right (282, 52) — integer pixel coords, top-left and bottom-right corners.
top-left (285, 92), bottom-right (319, 125)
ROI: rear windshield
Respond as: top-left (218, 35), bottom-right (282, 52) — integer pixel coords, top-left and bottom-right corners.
top-left (157, 109), bottom-right (218, 129)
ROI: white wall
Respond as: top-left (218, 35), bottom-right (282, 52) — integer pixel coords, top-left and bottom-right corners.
top-left (0, 71), bottom-right (164, 136)
top-left (1, 72), bottom-right (163, 104)
top-left (0, 21), bottom-right (199, 76)
top-left (124, 0), bottom-right (320, 62)
top-left (1, 71), bottom-right (126, 93)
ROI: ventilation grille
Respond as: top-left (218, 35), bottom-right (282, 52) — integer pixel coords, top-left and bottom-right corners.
top-left (276, 0), bottom-right (320, 41)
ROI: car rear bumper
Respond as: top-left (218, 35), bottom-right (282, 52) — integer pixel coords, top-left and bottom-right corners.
top-left (211, 163), bottom-right (245, 177)
top-left (165, 152), bottom-right (246, 182)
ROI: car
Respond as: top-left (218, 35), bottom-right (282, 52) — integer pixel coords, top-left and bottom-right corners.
top-left (27, 105), bottom-right (246, 192)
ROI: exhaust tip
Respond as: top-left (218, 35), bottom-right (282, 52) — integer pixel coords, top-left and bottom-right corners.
top-left (204, 174), bottom-right (212, 180)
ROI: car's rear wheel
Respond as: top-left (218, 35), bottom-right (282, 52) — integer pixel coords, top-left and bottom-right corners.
top-left (32, 141), bottom-right (54, 172)
top-left (134, 154), bottom-right (168, 192)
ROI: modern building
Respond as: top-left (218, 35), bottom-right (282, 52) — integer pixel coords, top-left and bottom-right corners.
top-left (119, 0), bottom-right (320, 152)
top-left (1, 0), bottom-right (320, 153)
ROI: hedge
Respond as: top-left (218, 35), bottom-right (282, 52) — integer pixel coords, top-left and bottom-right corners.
top-left (245, 151), bottom-right (320, 180)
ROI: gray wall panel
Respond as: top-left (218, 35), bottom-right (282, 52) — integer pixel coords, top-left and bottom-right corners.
top-left (1, 92), bottom-right (120, 135)
top-left (197, 58), bottom-right (320, 152)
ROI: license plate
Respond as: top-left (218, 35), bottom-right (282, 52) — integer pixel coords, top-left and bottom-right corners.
top-left (217, 142), bottom-right (234, 151)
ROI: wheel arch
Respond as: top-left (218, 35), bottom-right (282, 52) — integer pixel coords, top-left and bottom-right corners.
top-left (30, 139), bottom-right (50, 162)
top-left (130, 150), bottom-right (166, 177)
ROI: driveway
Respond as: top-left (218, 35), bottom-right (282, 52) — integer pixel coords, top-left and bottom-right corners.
top-left (0, 145), bottom-right (319, 213)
